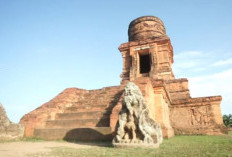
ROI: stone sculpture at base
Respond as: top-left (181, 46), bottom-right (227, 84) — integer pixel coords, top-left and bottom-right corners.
top-left (113, 82), bottom-right (163, 147)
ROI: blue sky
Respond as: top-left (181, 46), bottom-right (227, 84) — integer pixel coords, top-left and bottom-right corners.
top-left (0, 0), bottom-right (232, 123)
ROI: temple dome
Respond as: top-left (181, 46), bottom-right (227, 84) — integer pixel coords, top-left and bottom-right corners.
top-left (128, 16), bottom-right (166, 41)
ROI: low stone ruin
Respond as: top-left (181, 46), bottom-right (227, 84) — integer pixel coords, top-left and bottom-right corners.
top-left (113, 82), bottom-right (163, 148)
top-left (0, 103), bottom-right (24, 140)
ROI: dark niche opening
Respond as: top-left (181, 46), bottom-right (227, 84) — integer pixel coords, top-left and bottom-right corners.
top-left (139, 54), bottom-right (151, 74)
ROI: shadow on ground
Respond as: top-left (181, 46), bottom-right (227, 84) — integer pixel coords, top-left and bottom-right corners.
top-left (63, 128), bottom-right (113, 147)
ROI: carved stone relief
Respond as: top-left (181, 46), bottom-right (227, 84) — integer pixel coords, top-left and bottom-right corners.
top-left (189, 106), bottom-right (210, 126)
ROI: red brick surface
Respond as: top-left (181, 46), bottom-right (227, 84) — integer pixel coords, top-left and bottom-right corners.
top-left (20, 16), bottom-right (226, 140)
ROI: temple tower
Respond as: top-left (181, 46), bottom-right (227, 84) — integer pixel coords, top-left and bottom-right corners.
top-left (119, 16), bottom-right (174, 82)
top-left (117, 16), bottom-right (175, 138)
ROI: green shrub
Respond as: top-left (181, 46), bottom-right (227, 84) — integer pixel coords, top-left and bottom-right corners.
top-left (223, 114), bottom-right (232, 127)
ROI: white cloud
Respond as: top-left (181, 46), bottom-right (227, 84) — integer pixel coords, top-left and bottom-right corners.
top-left (212, 58), bottom-right (232, 67)
top-left (173, 50), bottom-right (232, 115)
top-left (173, 61), bottom-right (197, 68)
top-left (173, 50), bottom-right (210, 76)
top-left (188, 69), bottom-right (232, 115)
top-left (190, 69), bottom-right (232, 82)
top-left (175, 51), bottom-right (204, 59)
top-left (193, 67), bottom-right (206, 72)
top-left (172, 50), bottom-right (232, 114)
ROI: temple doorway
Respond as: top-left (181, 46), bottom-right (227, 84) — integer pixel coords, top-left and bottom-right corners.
top-left (139, 54), bottom-right (151, 74)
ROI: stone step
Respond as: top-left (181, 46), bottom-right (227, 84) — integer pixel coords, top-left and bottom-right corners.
top-left (76, 98), bottom-right (117, 104)
top-left (80, 91), bottom-right (122, 102)
top-left (34, 127), bottom-right (112, 141)
top-left (72, 92), bottom-right (122, 105)
top-left (46, 118), bottom-right (109, 128)
top-left (55, 111), bottom-right (110, 120)
top-left (64, 104), bottom-right (112, 112)
top-left (72, 101), bottom-right (110, 106)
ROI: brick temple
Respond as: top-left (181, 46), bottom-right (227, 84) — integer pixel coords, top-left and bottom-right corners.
top-left (20, 16), bottom-right (226, 141)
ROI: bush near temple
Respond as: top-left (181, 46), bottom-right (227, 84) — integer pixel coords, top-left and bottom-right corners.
top-left (223, 114), bottom-right (232, 127)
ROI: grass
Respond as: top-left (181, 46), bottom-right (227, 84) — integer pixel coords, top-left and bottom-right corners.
top-left (21, 137), bottom-right (45, 142)
top-left (0, 137), bottom-right (44, 143)
top-left (229, 131), bottom-right (232, 136)
top-left (32, 133), bottom-right (232, 157)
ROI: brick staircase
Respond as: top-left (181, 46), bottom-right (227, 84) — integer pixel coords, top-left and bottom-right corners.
top-left (34, 86), bottom-right (123, 141)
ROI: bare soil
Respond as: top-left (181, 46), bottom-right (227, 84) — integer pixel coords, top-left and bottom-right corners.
top-left (0, 141), bottom-right (102, 157)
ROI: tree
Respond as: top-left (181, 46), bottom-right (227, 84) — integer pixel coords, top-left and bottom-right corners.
top-left (223, 114), bottom-right (232, 127)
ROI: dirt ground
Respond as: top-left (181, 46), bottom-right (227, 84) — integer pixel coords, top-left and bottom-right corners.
top-left (0, 141), bottom-right (103, 157)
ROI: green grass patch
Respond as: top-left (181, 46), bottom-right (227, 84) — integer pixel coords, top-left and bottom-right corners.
top-left (32, 135), bottom-right (232, 157)
top-left (0, 138), bottom-right (22, 143)
top-left (0, 137), bottom-right (45, 143)
top-left (22, 137), bottom-right (44, 142)
top-left (228, 131), bottom-right (232, 136)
